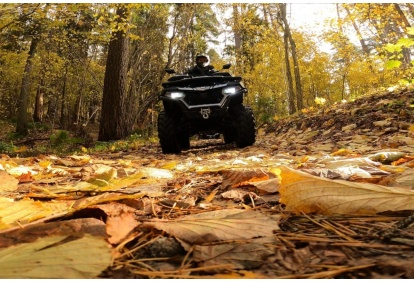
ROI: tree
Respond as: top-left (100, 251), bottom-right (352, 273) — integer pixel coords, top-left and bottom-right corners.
top-left (98, 5), bottom-right (131, 141)
top-left (15, 5), bottom-right (45, 135)
top-left (16, 35), bottom-right (40, 135)
top-left (277, 4), bottom-right (298, 114)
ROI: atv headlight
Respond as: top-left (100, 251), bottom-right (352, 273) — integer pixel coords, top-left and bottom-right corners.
top-left (222, 86), bottom-right (241, 95)
top-left (165, 91), bottom-right (185, 99)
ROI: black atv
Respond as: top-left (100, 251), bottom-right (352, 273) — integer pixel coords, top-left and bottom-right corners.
top-left (157, 63), bottom-right (256, 154)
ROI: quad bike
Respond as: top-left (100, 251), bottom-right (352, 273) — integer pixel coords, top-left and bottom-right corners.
top-left (157, 63), bottom-right (256, 154)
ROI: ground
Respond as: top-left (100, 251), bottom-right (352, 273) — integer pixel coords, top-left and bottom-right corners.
top-left (0, 86), bottom-right (414, 279)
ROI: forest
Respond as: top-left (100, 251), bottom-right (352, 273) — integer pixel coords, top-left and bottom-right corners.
top-left (0, 3), bottom-right (413, 145)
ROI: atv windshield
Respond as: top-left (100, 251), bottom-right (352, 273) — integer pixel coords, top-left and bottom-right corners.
top-left (162, 76), bottom-right (242, 88)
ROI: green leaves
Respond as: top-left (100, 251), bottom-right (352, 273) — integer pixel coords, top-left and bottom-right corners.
top-left (384, 35), bottom-right (414, 70)
top-left (386, 60), bottom-right (402, 69)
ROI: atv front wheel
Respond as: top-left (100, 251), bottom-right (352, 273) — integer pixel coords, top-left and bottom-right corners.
top-left (223, 117), bottom-right (235, 144)
top-left (232, 105), bottom-right (256, 148)
top-left (158, 111), bottom-right (181, 154)
top-left (178, 131), bottom-right (190, 149)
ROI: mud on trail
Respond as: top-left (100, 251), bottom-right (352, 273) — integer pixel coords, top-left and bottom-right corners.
top-left (1, 86), bottom-right (414, 278)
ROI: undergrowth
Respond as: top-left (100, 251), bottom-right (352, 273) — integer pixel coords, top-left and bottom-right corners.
top-left (0, 121), bottom-right (158, 157)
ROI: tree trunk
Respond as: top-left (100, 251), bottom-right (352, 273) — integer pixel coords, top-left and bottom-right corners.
top-left (407, 3), bottom-right (414, 19)
top-left (60, 66), bottom-right (68, 129)
top-left (72, 73), bottom-right (86, 127)
top-left (278, 4), bottom-right (296, 114)
top-left (98, 5), bottom-right (131, 141)
top-left (393, 4), bottom-right (412, 67)
top-left (344, 5), bottom-right (370, 55)
top-left (281, 6), bottom-right (303, 110)
top-left (394, 4), bottom-right (411, 29)
top-left (232, 4), bottom-right (242, 71)
top-left (16, 36), bottom-right (39, 135)
top-left (33, 78), bottom-right (44, 123)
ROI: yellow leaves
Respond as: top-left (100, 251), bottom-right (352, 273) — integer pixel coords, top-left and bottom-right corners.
top-left (13, 146), bottom-right (27, 153)
top-left (38, 160), bottom-right (52, 168)
top-left (331, 148), bottom-right (356, 157)
top-left (0, 234), bottom-right (112, 278)
top-left (279, 166), bottom-right (414, 215)
top-left (0, 198), bottom-right (71, 230)
top-left (86, 165), bottom-right (117, 187)
top-left (409, 124), bottom-right (414, 134)
top-left (160, 161), bottom-right (177, 170)
top-left (314, 96), bottom-right (326, 106)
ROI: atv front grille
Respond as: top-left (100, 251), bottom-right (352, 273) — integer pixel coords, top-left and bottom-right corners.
top-left (184, 90), bottom-right (224, 106)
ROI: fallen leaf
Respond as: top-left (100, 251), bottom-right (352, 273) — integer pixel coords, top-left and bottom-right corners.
top-left (381, 169), bottom-right (414, 188)
top-left (96, 203), bottom-right (139, 245)
top-left (0, 171), bottom-right (18, 192)
top-left (322, 157), bottom-right (381, 169)
top-left (193, 240), bottom-right (274, 270)
top-left (18, 172), bottom-right (34, 183)
top-left (221, 189), bottom-right (252, 201)
top-left (143, 209), bottom-right (280, 245)
top-left (391, 155), bottom-right (414, 166)
top-left (246, 178), bottom-right (279, 194)
top-left (221, 169), bottom-right (277, 189)
top-left (208, 270), bottom-right (269, 279)
top-left (0, 198), bottom-right (71, 231)
top-left (204, 188), bottom-right (218, 203)
top-left (0, 234), bottom-right (111, 278)
top-left (373, 120), bottom-right (392, 127)
top-left (87, 165), bottom-right (117, 186)
top-left (342, 124), bottom-right (357, 132)
top-left (369, 152), bottom-right (406, 164)
top-left (0, 218), bottom-right (107, 248)
top-left (279, 166), bottom-right (414, 215)
top-left (331, 148), bottom-right (356, 156)
top-left (13, 146), bottom-right (28, 153)
top-left (5, 165), bottom-right (38, 177)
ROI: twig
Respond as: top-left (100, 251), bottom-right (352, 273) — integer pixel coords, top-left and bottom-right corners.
top-left (376, 210), bottom-right (414, 241)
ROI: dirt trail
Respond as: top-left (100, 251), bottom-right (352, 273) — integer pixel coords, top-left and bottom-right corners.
top-left (1, 86), bottom-right (414, 279)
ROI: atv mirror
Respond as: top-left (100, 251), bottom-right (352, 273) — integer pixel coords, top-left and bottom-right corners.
top-left (222, 63), bottom-right (231, 70)
top-left (165, 68), bottom-right (176, 74)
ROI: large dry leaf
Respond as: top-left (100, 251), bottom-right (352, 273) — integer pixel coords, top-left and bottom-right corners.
top-left (71, 185), bottom-right (163, 209)
top-left (0, 170), bottom-right (18, 192)
top-left (143, 209), bottom-right (280, 245)
top-left (0, 234), bottom-right (112, 278)
top-left (35, 169), bottom-right (171, 197)
top-left (381, 169), bottom-right (414, 188)
top-left (279, 166), bottom-right (414, 215)
top-left (0, 218), bottom-right (107, 248)
top-left (0, 198), bottom-right (71, 231)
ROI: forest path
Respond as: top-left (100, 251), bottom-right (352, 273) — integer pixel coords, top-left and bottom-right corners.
top-left (0, 86), bottom-right (414, 278)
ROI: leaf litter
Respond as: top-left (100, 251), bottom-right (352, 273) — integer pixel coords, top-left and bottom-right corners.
top-left (1, 87), bottom-right (414, 278)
